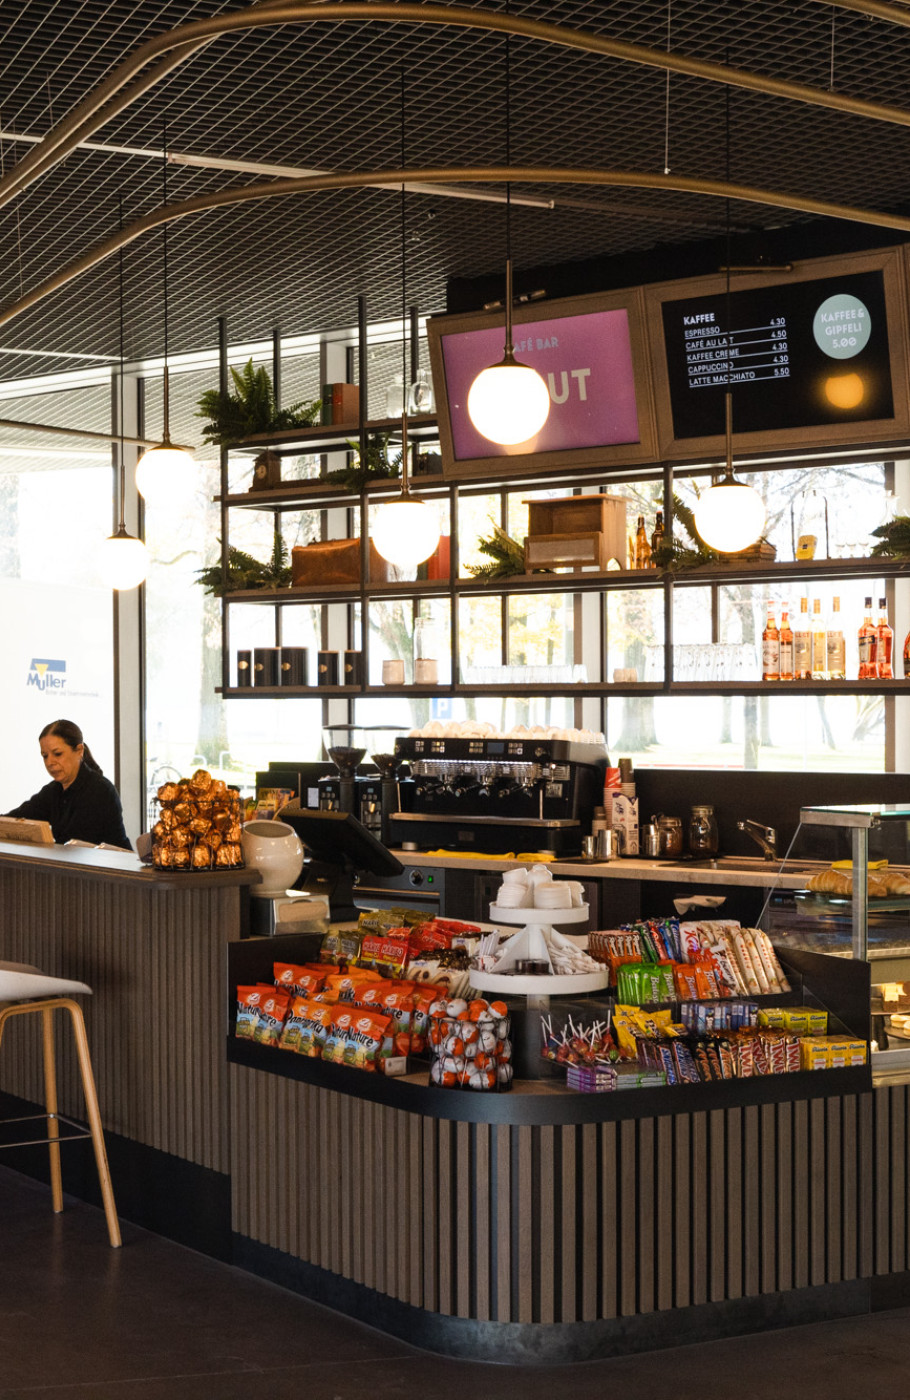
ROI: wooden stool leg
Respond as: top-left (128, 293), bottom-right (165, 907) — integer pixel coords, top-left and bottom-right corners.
top-left (63, 1001), bottom-right (121, 1248)
top-left (41, 1007), bottom-right (63, 1214)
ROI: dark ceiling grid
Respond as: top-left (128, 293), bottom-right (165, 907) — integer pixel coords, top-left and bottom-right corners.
top-left (1, 2), bottom-right (910, 389)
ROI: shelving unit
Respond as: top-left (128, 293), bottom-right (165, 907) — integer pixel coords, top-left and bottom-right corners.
top-left (214, 310), bottom-right (910, 721)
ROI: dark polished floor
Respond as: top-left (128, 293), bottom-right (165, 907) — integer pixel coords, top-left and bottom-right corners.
top-left (4, 1165), bottom-right (910, 1398)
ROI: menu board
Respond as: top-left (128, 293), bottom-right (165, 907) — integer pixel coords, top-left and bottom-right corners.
top-left (426, 286), bottom-right (659, 480)
top-left (661, 269), bottom-right (894, 439)
top-left (439, 307), bottom-right (640, 460)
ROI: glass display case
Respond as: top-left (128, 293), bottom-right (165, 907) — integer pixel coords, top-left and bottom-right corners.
top-left (763, 803), bottom-right (910, 1070)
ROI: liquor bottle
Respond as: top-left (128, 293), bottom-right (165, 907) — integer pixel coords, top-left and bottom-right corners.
top-left (826, 597), bottom-right (846, 680)
top-left (779, 604), bottom-right (794, 681)
top-left (634, 515), bottom-right (652, 569)
top-left (762, 601), bottom-right (780, 681)
top-left (876, 596), bottom-right (894, 679)
top-left (794, 596), bottom-right (812, 680)
top-left (858, 597), bottom-right (877, 679)
top-left (811, 598), bottom-right (827, 680)
top-left (650, 510), bottom-right (665, 558)
top-left (904, 627), bottom-right (910, 679)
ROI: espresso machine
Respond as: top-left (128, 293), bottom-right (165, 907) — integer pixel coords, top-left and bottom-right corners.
top-left (388, 734), bottom-right (607, 856)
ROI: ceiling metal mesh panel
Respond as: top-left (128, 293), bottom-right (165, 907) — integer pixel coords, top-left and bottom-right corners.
top-left (2, 1), bottom-right (910, 388)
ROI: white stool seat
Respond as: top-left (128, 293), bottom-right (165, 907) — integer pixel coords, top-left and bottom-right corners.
top-left (0, 962), bottom-right (92, 1001)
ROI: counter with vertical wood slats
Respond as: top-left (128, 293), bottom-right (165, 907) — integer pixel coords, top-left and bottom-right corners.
top-left (230, 1056), bottom-right (910, 1361)
top-left (0, 843), bottom-right (256, 1246)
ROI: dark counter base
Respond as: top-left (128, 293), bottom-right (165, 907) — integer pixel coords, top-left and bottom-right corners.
top-left (233, 1234), bottom-right (897, 1364)
top-left (0, 1090), bottom-right (231, 1260)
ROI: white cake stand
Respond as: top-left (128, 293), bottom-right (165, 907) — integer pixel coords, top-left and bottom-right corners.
top-left (475, 903), bottom-right (609, 995)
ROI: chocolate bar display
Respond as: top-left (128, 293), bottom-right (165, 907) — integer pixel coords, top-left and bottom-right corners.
top-left (151, 768), bottom-right (243, 872)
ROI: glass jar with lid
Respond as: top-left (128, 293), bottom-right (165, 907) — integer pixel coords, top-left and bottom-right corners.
top-left (688, 804), bottom-right (719, 857)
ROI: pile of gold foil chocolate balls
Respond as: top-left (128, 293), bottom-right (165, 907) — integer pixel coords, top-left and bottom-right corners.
top-left (152, 769), bottom-right (243, 871)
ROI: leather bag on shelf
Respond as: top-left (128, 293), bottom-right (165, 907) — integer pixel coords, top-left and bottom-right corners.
top-left (291, 538), bottom-right (390, 586)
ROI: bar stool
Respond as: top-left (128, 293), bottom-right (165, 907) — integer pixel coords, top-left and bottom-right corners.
top-left (0, 962), bottom-right (121, 1247)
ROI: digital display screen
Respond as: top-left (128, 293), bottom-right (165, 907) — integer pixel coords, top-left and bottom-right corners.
top-left (440, 307), bottom-right (640, 459)
top-left (661, 269), bottom-right (894, 439)
top-left (486, 741), bottom-right (504, 754)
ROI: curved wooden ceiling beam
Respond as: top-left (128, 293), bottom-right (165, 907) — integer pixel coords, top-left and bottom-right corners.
top-left (812, 0), bottom-right (910, 26)
top-left (2, 163), bottom-right (910, 334)
top-left (5, 2), bottom-right (910, 214)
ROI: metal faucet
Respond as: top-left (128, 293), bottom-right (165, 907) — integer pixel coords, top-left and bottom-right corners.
top-left (737, 819), bottom-right (778, 861)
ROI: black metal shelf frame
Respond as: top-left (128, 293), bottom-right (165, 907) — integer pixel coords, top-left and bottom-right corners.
top-left (217, 312), bottom-right (910, 733)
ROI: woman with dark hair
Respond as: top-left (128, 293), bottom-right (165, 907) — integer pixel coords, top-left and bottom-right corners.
top-left (5, 719), bottom-right (131, 850)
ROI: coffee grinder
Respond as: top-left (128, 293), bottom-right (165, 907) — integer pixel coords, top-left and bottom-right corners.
top-left (319, 727), bottom-right (409, 843)
top-left (321, 727), bottom-right (367, 816)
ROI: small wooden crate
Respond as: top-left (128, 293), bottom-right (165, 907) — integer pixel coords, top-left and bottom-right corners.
top-left (524, 493), bottom-right (629, 572)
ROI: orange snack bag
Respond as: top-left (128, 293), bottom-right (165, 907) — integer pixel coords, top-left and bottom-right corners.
top-left (273, 963), bottom-right (326, 997)
top-left (235, 984), bottom-right (274, 1040)
top-left (252, 988), bottom-right (291, 1047)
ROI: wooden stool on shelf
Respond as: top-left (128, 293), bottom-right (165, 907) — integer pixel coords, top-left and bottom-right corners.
top-left (0, 962), bottom-right (121, 1247)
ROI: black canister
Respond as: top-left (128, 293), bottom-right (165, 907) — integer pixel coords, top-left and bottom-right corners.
top-left (279, 646), bottom-right (308, 687)
top-left (343, 650), bottom-right (364, 686)
top-left (236, 650), bottom-right (252, 688)
top-left (317, 650), bottom-right (339, 685)
top-left (253, 647), bottom-right (280, 687)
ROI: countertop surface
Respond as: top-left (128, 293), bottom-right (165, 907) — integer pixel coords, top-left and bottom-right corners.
top-left (0, 839), bottom-right (260, 888)
top-left (389, 848), bottom-right (827, 889)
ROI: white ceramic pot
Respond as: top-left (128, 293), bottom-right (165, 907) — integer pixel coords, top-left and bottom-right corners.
top-left (241, 819), bottom-right (305, 896)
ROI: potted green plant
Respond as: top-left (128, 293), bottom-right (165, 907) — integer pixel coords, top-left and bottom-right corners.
top-left (322, 430), bottom-right (402, 491)
top-left (196, 359), bottom-right (322, 489)
top-left (195, 535), bottom-right (291, 596)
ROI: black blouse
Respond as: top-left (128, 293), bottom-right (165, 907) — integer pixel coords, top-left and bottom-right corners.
top-left (6, 763), bottom-right (131, 850)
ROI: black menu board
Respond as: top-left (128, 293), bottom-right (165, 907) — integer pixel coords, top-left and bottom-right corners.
top-left (661, 269), bottom-right (894, 439)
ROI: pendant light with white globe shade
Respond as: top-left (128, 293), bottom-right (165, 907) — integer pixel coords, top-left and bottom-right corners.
top-left (466, 14), bottom-right (550, 448)
top-left (372, 73), bottom-right (440, 570)
top-left (98, 198), bottom-right (149, 592)
top-left (135, 120), bottom-right (195, 507)
top-left (693, 391), bottom-right (766, 552)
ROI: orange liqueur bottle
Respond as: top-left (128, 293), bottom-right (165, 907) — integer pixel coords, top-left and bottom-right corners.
top-left (876, 596), bottom-right (894, 679)
top-left (858, 597), bottom-right (877, 679)
top-left (762, 601), bottom-right (780, 681)
top-left (779, 604), bottom-right (794, 681)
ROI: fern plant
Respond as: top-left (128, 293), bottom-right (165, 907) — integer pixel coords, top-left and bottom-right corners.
top-left (465, 521), bottom-right (528, 580)
top-left (195, 535), bottom-right (292, 595)
top-left (870, 515), bottom-right (910, 559)
top-left (196, 359), bottom-right (322, 446)
top-left (323, 431), bottom-right (402, 491)
top-left (651, 496), bottom-right (722, 571)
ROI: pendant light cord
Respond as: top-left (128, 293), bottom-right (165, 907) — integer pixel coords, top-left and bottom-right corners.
top-left (161, 115), bottom-right (171, 442)
top-left (723, 71), bottom-right (733, 480)
top-left (399, 67), bottom-right (409, 496)
top-left (118, 193), bottom-right (127, 533)
top-left (504, 0), bottom-right (514, 358)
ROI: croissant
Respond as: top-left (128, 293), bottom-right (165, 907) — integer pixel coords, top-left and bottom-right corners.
top-left (882, 870), bottom-right (910, 896)
top-left (806, 869), bottom-right (852, 894)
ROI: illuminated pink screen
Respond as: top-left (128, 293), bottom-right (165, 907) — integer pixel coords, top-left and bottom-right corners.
top-left (440, 307), bottom-right (640, 459)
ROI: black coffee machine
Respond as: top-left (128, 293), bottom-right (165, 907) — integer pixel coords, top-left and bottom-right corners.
top-left (387, 734), bottom-right (607, 856)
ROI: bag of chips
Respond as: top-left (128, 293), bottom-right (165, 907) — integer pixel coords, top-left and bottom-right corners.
top-left (235, 984), bottom-right (273, 1040)
top-left (323, 1005), bottom-right (391, 1071)
top-left (252, 988), bottom-right (291, 1047)
top-left (273, 963), bottom-right (326, 997)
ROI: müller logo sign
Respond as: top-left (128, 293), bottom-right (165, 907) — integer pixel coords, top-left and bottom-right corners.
top-left (27, 658), bottom-right (67, 692)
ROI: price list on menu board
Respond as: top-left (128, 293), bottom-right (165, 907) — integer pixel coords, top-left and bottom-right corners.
top-left (661, 269), bottom-right (894, 440)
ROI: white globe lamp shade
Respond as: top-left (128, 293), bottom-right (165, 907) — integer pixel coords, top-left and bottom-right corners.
top-left (97, 529), bottom-right (149, 590)
top-left (372, 499), bottom-right (441, 568)
top-left (467, 355), bottom-right (551, 446)
top-left (135, 442), bottom-right (196, 505)
top-left (694, 479), bottom-right (766, 553)
top-left (241, 819), bottom-right (305, 897)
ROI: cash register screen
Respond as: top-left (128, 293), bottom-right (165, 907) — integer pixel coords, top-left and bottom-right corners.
top-left (0, 816), bottom-right (55, 845)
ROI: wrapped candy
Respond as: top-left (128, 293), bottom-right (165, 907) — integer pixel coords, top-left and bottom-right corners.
top-left (152, 770), bottom-right (244, 872)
